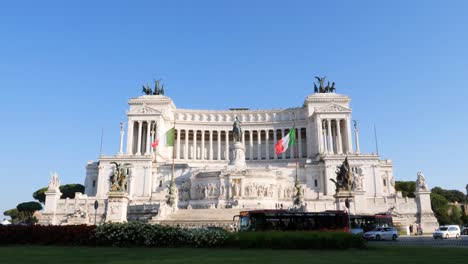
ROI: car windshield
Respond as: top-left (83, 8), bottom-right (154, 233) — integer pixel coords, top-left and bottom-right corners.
top-left (438, 227), bottom-right (448, 231)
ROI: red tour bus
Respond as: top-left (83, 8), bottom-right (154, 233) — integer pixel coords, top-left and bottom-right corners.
top-left (234, 210), bottom-right (349, 232)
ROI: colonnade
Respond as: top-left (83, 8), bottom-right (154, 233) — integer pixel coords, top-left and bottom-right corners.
top-left (317, 118), bottom-right (352, 154)
top-left (173, 127), bottom-right (307, 161)
top-left (126, 120), bottom-right (157, 155)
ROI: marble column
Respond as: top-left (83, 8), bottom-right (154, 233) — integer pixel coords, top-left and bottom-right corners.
top-left (201, 130), bottom-right (205, 160)
top-left (273, 129), bottom-right (278, 160)
top-left (354, 121), bottom-right (361, 154)
top-left (176, 129), bottom-right (181, 159)
top-left (126, 120), bottom-right (134, 155)
top-left (249, 130), bottom-right (253, 160)
top-left (209, 130), bottom-right (213, 160)
top-left (217, 130), bottom-right (221, 160)
top-left (327, 119), bottom-right (333, 154)
top-left (317, 118), bottom-right (323, 154)
top-left (257, 130), bottom-right (261, 160)
top-left (193, 130), bottom-right (197, 160)
top-left (265, 129), bottom-right (270, 160)
top-left (184, 129), bottom-right (189, 160)
top-left (322, 120), bottom-right (328, 153)
top-left (336, 119), bottom-right (343, 154)
top-left (145, 121), bottom-right (151, 155)
top-left (137, 121), bottom-right (143, 155)
top-left (225, 130), bottom-right (229, 160)
top-left (346, 117), bottom-right (353, 154)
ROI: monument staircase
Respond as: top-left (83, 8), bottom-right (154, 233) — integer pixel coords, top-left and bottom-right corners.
top-left (150, 208), bottom-right (244, 229)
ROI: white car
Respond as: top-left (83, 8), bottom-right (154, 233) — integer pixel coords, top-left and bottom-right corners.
top-left (363, 227), bottom-right (398, 241)
top-left (433, 225), bottom-right (460, 239)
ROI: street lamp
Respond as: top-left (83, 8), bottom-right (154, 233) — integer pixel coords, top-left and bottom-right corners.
top-left (94, 200), bottom-right (99, 226)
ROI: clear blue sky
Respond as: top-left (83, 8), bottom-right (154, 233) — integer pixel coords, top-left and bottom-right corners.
top-left (1, 0), bottom-right (468, 218)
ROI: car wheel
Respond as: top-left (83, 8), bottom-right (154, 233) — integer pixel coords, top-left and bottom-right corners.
top-left (376, 235), bottom-right (381, 241)
top-left (392, 234), bottom-right (397, 240)
top-left (456, 234), bottom-right (460, 239)
top-left (445, 234), bottom-right (449, 239)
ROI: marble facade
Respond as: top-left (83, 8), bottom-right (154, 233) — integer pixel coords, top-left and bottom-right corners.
top-left (39, 91), bottom-right (438, 231)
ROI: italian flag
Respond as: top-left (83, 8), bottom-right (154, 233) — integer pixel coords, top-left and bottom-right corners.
top-left (275, 127), bottom-right (296, 155)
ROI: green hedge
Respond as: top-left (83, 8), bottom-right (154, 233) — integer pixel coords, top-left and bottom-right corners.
top-left (227, 231), bottom-right (367, 249)
top-left (94, 222), bottom-right (229, 247)
top-left (95, 223), bottom-right (366, 249)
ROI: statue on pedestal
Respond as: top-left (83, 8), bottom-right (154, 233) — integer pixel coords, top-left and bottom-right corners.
top-left (48, 172), bottom-right (60, 192)
top-left (416, 171), bottom-right (428, 191)
top-left (232, 116), bottom-right (242, 142)
top-left (110, 162), bottom-right (131, 192)
top-left (330, 157), bottom-right (353, 192)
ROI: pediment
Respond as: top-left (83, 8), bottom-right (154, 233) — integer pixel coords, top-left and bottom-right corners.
top-left (128, 105), bottom-right (161, 115)
top-left (315, 104), bottom-right (351, 113)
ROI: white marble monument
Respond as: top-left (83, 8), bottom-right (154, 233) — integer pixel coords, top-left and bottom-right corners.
top-left (39, 79), bottom-right (438, 229)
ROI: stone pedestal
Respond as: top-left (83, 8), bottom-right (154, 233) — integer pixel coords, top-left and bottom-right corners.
top-left (415, 190), bottom-right (439, 232)
top-left (106, 192), bottom-right (129, 223)
top-left (40, 189), bottom-right (62, 225)
top-left (333, 190), bottom-right (354, 212)
top-left (229, 142), bottom-right (246, 168)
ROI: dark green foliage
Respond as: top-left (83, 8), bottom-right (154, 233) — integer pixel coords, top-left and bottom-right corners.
top-left (395, 181), bottom-right (415, 198)
top-left (431, 187), bottom-right (467, 203)
top-left (3, 208), bottom-right (28, 224)
top-left (227, 231), bottom-right (366, 250)
top-left (32, 187), bottom-right (48, 204)
top-left (17, 201), bottom-right (43, 212)
top-left (449, 205), bottom-right (463, 225)
top-left (16, 201), bottom-right (43, 224)
top-left (430, 193), bottom-right (450, 225)
top-left (59, 184), bottom-right (85, 199)
top-left (32, 184), bottom-right (85, 204)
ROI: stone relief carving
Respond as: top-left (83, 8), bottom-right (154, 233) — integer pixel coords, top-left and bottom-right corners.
top-left (319, 104), bottom-right (349, 113)
top-left (243, 183), bottom-right (276, 198)
top-left (231, 180), bottom-right (241, 197)
top-left (178, 180), bottom-right (191, 201)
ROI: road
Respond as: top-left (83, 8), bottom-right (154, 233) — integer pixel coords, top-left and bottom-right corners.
top-left (368, 235), bottom-right (468, 247)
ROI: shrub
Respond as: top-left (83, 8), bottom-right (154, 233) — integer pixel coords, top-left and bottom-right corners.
top-left (94, 222), bottom-right (229, 248)
top-left (0, 225), bottom-right (96, 245)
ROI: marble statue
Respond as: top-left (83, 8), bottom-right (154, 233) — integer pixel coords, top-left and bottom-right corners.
top-left (232, 116), bottom-right (242, 142)
top-left (416, 171), bottom-right (428, 191)
top-left (330, 157), bottom-right (353, 192)
top-left (110, 162), bottom-right (131, 192)
top-left (48, 172), bottom-right (60, 192)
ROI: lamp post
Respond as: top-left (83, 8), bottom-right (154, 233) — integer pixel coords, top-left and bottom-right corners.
top-left (94, 200), bottom-right (99, 225)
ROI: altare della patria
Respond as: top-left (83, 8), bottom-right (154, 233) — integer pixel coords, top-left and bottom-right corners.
top-left (39, 77), bottom-right (438, 232)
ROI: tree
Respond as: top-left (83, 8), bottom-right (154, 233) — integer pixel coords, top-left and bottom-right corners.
top-left (449, 205), bottom-right (463, 225)
top-left (430, 193), bottom-right (450, 225)
top-left (16, 201), bottom-right (43, 224)
top-left (3, 208), bottom-right (28, 224)
top-left (33, 184), bottom-right (85, 204)
top-left (431, 187), bottom-right (466, 203)
top-left (59, 184), bottom-right (85, 200)
top-left (395, 181), bottom-right (416, 198)
top-left (32, 187), bottom-right (48, 204)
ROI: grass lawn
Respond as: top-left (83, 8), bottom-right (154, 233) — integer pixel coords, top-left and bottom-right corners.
top-left (0, 245), bottom-right (466, 264)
